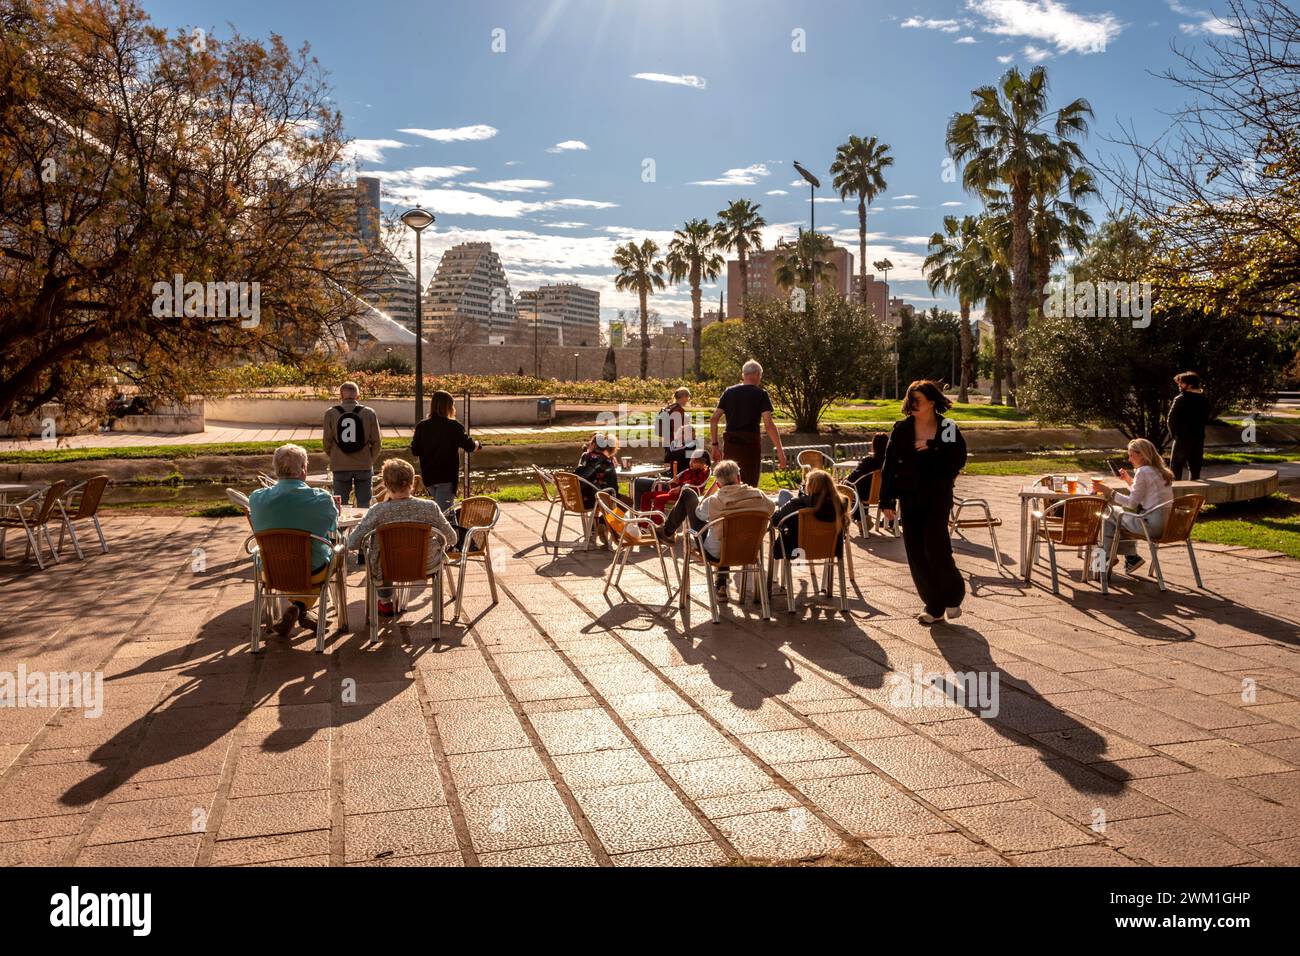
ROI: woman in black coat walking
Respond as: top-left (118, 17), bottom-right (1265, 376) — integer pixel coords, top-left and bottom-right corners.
top-left (879, 380), bottom-right (968, 624)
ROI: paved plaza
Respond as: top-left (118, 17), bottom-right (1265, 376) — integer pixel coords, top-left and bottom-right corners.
top-left (1, 474), bottom-right (1299, 867)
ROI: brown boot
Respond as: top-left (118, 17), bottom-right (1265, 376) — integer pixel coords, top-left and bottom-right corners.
top-left (273, 604), bottom-right (300, 637)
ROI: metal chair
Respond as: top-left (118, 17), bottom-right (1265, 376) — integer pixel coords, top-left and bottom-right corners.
top-left (256, 472), bottom-right (277, 489)
top-left (950, 497), bottom-right (1004, 569)
top-left (56, 476), bottom-right (110, 558)
top-left (1104, 494), bottom-right (1206, 593)
top-left (550, 470), bottom-right (605, 552)
top-left (359, 522), bottom-right (445, 645)
top-left (797, 449), bottom-right (831, 471)
top-left (531, 465), bottom-right (560, 543)
top-left (594, 491), bottom-right (674, 602)
top-left (770, 509), bottom-right (848, 613)
top-left (681, 510), bottom-right (773, 624)
top-left (245, 529), bottom-right (348, 653)
top-left (444, 496), bottom-right (501, 622)
top-left (0, 482), bottom-right (66, 569)
top-left (833, 482), bottom-right (860, 582)
top-left (1029, 496), bottom-right (1106, 596)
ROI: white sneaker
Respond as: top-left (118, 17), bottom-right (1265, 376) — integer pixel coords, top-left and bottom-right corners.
top-left (917, 612), bottom-right (941, 624)
top-left (945, 606), bottom-right (963, 620)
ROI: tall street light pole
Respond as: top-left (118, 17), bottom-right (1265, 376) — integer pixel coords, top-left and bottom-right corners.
top-left (400, 207), bottom-right (435, 422)
top-left (533, 297), bottom-right (540, 378)
top-left (793, 161), bottom-right (821, 297)
top-left (680, 336), bottom-right (687, 378)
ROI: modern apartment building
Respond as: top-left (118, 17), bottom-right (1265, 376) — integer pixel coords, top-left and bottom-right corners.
top-left (424, 241), bottom-right (516, 344)
top-left (849, 273), bottom-right (891, 325)
top-left (726, 239), bottom-right (854, 317)
top-left (515, 283), bottom-right (600, 347)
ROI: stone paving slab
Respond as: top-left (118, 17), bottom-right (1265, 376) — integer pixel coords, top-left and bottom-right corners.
top-left (1, 474), bottom-right (1298, 866)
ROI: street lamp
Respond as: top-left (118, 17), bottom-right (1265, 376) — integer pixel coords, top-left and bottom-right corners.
top-left (680, 336), bottom-right (687, 378)
top-left (573, 352), bottom-right (580, 381)
top-left (793, 160), bottom-right (821, 295)
top-left (533, 296), bottom-right (540, 378)
top-left (400, 206), bottom-right (435, 422)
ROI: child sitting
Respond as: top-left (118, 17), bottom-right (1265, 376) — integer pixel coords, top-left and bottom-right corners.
top-left (640, 449), bottom-right (711, 516)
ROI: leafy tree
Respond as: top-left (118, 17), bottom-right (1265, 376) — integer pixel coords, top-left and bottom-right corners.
top-left (924, 215), bottom-right (982, 401)
top-left (735, 293), bottom-right (888, 432)
top-left (772, 232), bottom-right (838, 293)
top-left (0, 0), bottom-right (365, 422)
top-left (830, 134), bottom-right (893, 307)
top-left (666, 218), bottom-right (724, 380)
top-left (713, 199), bottom-right (766, 314)
top-left (897, 308), bottom-right (961, 389)
top-left (602, 347), bottom-right (617, 382)
top-left (700, 318), bottom-right (745, 384)
top-left (612, 238), bottom-right (666, 378)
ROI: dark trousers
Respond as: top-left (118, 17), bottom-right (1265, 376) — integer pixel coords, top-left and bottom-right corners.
top-left (723, 431), bottom-right (762, 487)
top-left (1170, 439), bottom-right (1203, 480)
top-left (661, 488), bottom-right (729, 582)
top-left (900, 496), bottom-right (965, 615)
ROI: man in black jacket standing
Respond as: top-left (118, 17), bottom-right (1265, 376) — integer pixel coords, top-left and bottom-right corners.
top-left (1167, 372), bottom-right (1209, 480)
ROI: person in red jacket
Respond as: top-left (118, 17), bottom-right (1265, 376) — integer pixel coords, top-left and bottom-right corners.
top-left (640, 449), bottom-right (711, 515)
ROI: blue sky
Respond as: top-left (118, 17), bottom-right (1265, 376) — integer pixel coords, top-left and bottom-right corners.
top-left (143, 0), bottom-right (1231, 321)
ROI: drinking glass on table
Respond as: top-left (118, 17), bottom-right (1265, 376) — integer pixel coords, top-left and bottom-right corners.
top-left (1066, 475), bottom-right (1078, 494)
top-left (621, 456), bottom-right (631, 470)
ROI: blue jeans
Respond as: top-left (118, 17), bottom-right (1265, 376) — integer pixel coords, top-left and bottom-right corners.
top-left (333, 468), bottom-right (373, 507)
top-left (428, 482), bottom-right (455, 513)
top-left (1101, 510), bottom-right (1166, 559)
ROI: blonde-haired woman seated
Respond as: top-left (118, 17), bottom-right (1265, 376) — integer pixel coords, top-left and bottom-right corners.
top-left (1091, 438), bottom-right (1175, 575)
top-left (347, 458), bottom-right (455, 616)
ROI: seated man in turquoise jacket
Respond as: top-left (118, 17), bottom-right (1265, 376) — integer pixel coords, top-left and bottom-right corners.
top-left (249, 443), bottom-right (339, 635)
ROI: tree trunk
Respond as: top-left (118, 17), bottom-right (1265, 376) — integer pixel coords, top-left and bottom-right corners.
top-left (690, 264), bottom-right (702, 380)
top-left (639, 288), bottom-right (649, 379)
top-left (737, 247), bottom-right (749, 320)
top-left (958, 299), bottom-right (971, 403)
top-left (858, 198), bottom-right (868, 308)
top-left (991, 299), bottom-right (1005, 406)
top-left (1011, 176), bottom-right (1032, 333)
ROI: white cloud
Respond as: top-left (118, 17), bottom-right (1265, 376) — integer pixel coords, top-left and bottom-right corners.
top-left (895, 194), bottom-right (919, 200)
top-left (1167, 1), bottom-right (1238, 35)
top-left (997, 53), bottom-right (1015, 63)
top-left (372, 165), bottom-right (476, 186)
top-left (942, 201), bottom-right (965, 207)
top-left (1023, 43), bottom-right (1053, 61)
top-left (965, 0), bottom-right (1124, 55)
top-left (690, 163), bottom-right (770, 187)
top-left (631, 72), bottom-right (707, 90)
top-left (902, 16), bottom-right (962, 32)
top-left (893, 204), bottom-right (919, 210)
top-left (766, 189), bottom-right (789, 195)
top-left (547, 140), bottom-right (589, 153)
top-left (344, 138), bottom-right (409, 164)
top-left (398, 124), bottom-right (498, 142)
top-left (790, 179), bottom-right (807, 188)
top-left (504, 160), bottom-right (522, 166)
top-left (460, 179), bottom-right (553, 193)
top-left (955, 35), bottom-right (978, 43)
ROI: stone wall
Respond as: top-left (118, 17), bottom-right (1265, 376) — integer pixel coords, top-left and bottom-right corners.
top-left (354, 342), bottom-right (694, 381)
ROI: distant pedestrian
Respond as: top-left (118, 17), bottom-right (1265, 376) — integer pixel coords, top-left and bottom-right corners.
top-left (709, 359), bottom-right (787, 487)
top-left (323, 381), bottom-right (382, 507)
top-left (1167, 371), bottom-right (1209, 480)
top-left (410, 390), bottom-right (480, 512)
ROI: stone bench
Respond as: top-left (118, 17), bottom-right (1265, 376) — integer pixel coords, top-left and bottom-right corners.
top-left (1174, 468), bottom-right (1278, 505)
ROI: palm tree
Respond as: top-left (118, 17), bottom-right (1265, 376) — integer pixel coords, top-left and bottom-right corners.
top-left (666, 219), bottom-right (724, 380)
top-left (713, 199), bottom-right (766, 317)
top-left (773, 232), bottom-right (838, 293)
top-left (924, 216), bottom-right (981, 402)
top-left (831, 134), bottom-right (893, 307)
top-left (612, 239), bottom-right (667, 379)
top-left (972, 213), bottom-right (1013, 405)
top-left (946, 66), bottom-right (1092, 333)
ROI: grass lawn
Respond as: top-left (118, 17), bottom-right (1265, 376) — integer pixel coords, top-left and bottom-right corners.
top-left (1191, 494), bottom-right (1300, 559)
top-left (818, 401), bottom-right (1032, 425)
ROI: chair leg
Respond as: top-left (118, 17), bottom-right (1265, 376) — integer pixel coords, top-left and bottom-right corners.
top-left (603, 543), bottom-right (620, 594)
top-left (837, 553), bottom-right (847, 611)
top-left (757, 562), bottom-right (772, 620)
top-left (315, 584), bottom-right (329, 653)
top-left (367, 573), bottom-right (378, 645)
top-left (433, 572), bottom-right (443, 642)
top-left (484, 544), bottom-right (499, 605)
top-left (454, 560), bottom-right (469, 622)
top-left (251, 578), bottom-right (263, 654)
top-left (988, 523), bottom-right (1003, 570)
top-left (703, 555), bottom-right (720, 624)
top-left (1048, 541), bottom-right (1060, 595)
top-left (655, 539), bottom-right (672, 602)
top-left (844, 534), bottom-right (856, 583)
top-left (1186, 540), bottom-right (1204, 589)
top-left (553, 511), bottom-right (565, 556)
top-left (784, 553), bottom-right (796, 614)
top-left (1151, 544), bottom-right (1166, 591)
top-left (93, 515), bottom-right (108, 553)
top-left (66, 519), bottom-right (85, 560)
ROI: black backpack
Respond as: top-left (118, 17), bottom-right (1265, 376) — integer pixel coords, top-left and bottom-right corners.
top-left (334, 404), bottom-right (367, 454)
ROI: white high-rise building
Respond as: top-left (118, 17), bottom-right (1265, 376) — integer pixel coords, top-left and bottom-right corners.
top-left (424, 242), bottom-right (516, 343)
top-left (515, 283), bottom-right (601, 347)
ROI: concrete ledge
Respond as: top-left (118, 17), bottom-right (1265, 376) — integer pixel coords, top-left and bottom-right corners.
top-left (1177, 468), bottom-right (1279, 505)
top-left (204, 394), bottom-right (553, 427)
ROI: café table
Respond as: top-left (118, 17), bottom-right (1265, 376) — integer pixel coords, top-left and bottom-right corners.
top-left (830, 460), bottom-right (860, 477)
top-left (1017, 477), bottom-right (1118, 579)
top-left (0, 482), bottom-right (39, 504)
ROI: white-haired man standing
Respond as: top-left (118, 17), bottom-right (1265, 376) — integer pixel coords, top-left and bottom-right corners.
top-left (710, 359), bottom-right (786, 487)
top-left (323, 381), bottom-right (382, 507)
top-left (249, 443), bottom-right (339, 636)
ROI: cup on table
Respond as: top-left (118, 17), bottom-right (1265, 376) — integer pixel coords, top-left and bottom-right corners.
top-left (621, 457), bottom-right (631, 470)
top-left (1066, 476), bottom-right (1078, 494)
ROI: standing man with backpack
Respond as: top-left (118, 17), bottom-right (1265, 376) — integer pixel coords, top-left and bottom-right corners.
top-left (323, 381), bottom-right (382, 507)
